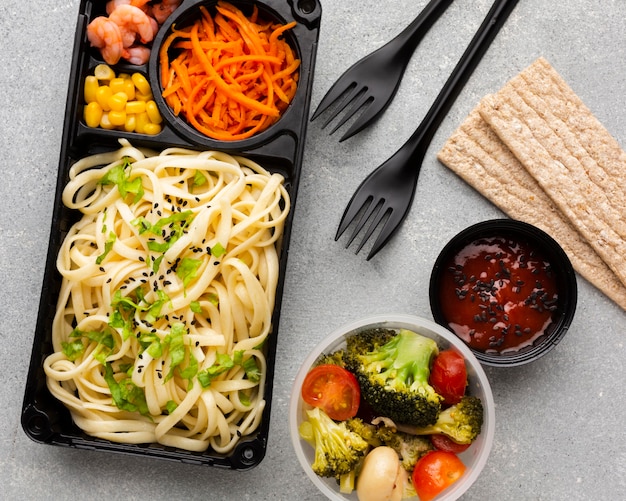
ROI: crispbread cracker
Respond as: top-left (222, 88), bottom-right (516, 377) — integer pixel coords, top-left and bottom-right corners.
top-left (478, 57), bottom-right (626, 289)
top-left (437, 108), bottom-right (626, 311)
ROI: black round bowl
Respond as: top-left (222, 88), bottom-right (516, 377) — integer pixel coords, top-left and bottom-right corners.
top-left (429, 219), bottom-right (577, 367)
top-left (148, 0), bottom-right (310, 150)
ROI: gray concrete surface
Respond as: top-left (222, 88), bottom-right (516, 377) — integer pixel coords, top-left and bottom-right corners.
top-left (2, 0), bottom-right (626, 499)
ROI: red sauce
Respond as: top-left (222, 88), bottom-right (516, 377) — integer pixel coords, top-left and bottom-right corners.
top-left (438, 236), bottom-right (559, 353)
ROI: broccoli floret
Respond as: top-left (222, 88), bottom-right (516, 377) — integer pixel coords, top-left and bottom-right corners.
top-left (409, 395), bottom-right (484, 445)
top-left (299, 407), bottom-right (369, 478)
top-left (315, 349), bottom-right (346, 368)
top-left (345, 329), bottom-right (442, 427)
top-left (379, 428), bottom-right (434, 471)
top-left (346, 328), bottom-right (397, 355)
top-left (345, 417), bottom-right (383, 448)
top-left (347, 419), bottom-right (434, 471)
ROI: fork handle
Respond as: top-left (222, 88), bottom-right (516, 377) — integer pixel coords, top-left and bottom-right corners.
top-left (393, 0), bottom-right (455, 57)
top-left (402, 0), bottom-right (520, 163)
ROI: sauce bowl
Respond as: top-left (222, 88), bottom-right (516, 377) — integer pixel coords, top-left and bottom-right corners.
top-left (429, 219), bottom-right (577, 367)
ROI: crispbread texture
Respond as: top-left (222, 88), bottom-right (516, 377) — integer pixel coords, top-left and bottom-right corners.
top-left (477, 57), bottom-right (626, 290)
top-left (437, 108), bottom-right (626, 311)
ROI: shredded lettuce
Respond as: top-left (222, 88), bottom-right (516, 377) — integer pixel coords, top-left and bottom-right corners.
top-left (210, 242), bottom-right (226, 258)
top-left (104, 363), bottom-right (150, 416)
top-left (197, 350), bottom-right (260, 388)
top-left (197, 353), bottom-right (234, 388)
top-left (176, 257), bottom-right (202, 287)
top-left (61, 340), bottom-right (85, 361)
top-left (164, 322), bottom-right (186, 381)
top-left (165, 400), bottom-right (178, 414)
top-left (109, 287), bottom-right (171, 339)
top-left (63, 328), bottom-right (114, 363)
top-left (99, 159), bottom-right (144, 204)
top-left (193, 169), bottom-right (207, 188)
top-left (96, 231), bottom-right (116, 265)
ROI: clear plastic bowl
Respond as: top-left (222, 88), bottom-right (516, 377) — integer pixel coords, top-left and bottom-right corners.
top-left (289, 314), bottom-right (495, 500)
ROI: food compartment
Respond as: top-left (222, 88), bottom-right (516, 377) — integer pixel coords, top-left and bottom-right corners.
top-left (70, 0), bottom-right (322, 155)
top-left (21, 0), bottom-right (322, 470)
top-left (150, 0), bottom-right (309, 147)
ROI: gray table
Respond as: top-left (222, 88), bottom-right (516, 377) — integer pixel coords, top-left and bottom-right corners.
top-left (2, 0), bottom-right (625, 499)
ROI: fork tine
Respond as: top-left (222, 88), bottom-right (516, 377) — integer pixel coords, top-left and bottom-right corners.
top-left (310, 79), bottom-right (358, 122)
top-left (321, 87), bottom-right (366, 131)
top-left (354, 203), bottom-right (391, 255)
top-left (338, 94), bottom-right (387, 141)
top-left (327, 91), bottom-right (374, 137)
top-left (366, 208), bottom-right (408, 260)
top-left (335, 193), bottom-right (373, 242)
top-left (345, 197), bottom-right (382, 248)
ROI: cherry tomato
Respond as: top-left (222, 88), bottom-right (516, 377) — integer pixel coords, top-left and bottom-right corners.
top-left (429, 350), bottom-right (467, 405)
top-left (301, 364), bottom-right (360, 420)
top-left (412, 450), bottom-right (466, 501)
top-left (431, 434), bottom-right (471, 454)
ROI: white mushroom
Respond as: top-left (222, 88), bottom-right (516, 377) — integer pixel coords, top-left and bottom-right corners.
top-left (356, 446), bottom-right (407, 501)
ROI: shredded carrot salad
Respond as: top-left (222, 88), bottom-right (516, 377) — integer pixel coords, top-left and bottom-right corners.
top-left (159, 1), bottom-right (300, 141)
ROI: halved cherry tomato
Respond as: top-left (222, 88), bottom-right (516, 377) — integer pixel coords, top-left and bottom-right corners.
top-left (431, 434), bottom-right (471, 454)
top-left (429, 350), bottom-right (467, 405)
top-left (301, 364), bottom-right (360, 420)
top-left (412, 450), bottom-right (466, 501)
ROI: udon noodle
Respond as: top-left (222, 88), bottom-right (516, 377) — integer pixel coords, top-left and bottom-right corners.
top-left (44, 139), bottom-right (289, 453)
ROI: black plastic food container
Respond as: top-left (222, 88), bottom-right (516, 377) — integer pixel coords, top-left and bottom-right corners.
top-left (429, 219), bottom-right (578, 367)
top-left (21, 0), bottom-right (322, 469)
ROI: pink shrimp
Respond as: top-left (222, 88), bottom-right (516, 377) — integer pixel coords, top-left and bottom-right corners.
top-left (109, 4), bottom-right (155, 48)
top-left (123, 45), bottom-right (151, 65)
top-left (152, 0), bottom-right (182, 25)
top-left (86, 16), bottom-right (124, 65)
top-left (106, 0), bottom-right (151, 16)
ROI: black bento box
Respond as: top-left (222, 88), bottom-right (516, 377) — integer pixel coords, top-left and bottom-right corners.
top-left (21, 0), bottom-right (322, 470)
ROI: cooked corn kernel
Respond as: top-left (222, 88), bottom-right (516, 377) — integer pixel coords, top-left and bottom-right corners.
top-left (95, 86), bottom-right (113, 111)
top-left (135, 112), bottom-right (150, 134)
top-left (124, 114), bottom-right (137, 133)
top-left (125, 100), bottom-right (146, 115)
top-left (123, 79), bottom-right (136, 100)
top-left (108, 110), bottom-right (127, 127)
top-left (100, 112), bottom-right (115, 130)
top-left (109, 77), bottom-right (126, 94)
top-left (108, 92), bottom-right (128, 112)
top-left (94, 64), bottom-right (116, 81)
top-left (84, 102), bottom-right (103, 128)
top-left (134, 90), bottom-right (153, 102)
top-left (84, 76), bottom-right (99, 104)
top-left (146, 100), bottom-right (162, 124)
top-left (131, 73), bottom-right (151, 95)
top-left (143, 123), bottom-right (162, 135)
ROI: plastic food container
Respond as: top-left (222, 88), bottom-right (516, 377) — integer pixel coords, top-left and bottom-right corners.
top-left (429, 219), bottom-right (577, 367)
top-left (21, 0), bottom-right (322, 469)
top-left (289, 314), bottom-right (495, 500)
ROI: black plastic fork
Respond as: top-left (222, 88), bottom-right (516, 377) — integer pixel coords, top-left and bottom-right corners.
top-left (336, 0), bottom-right (520, 259)
top-left (310, 0), bottom-right (454, 141)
